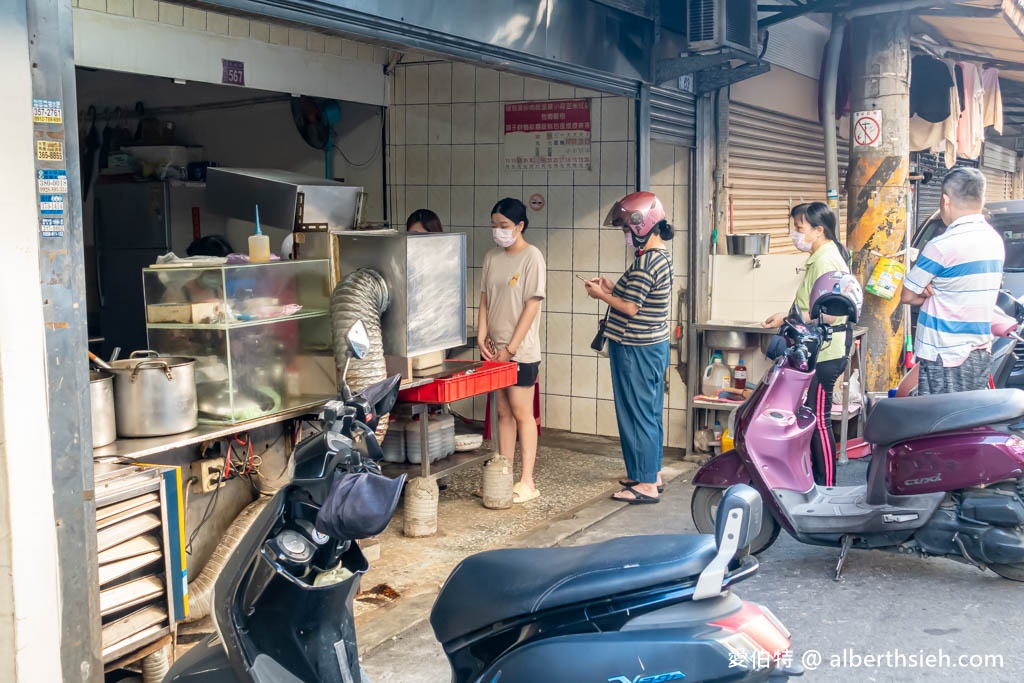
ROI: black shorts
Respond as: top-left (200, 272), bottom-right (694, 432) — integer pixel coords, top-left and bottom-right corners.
top-left (515, 361), bottom-right (541, 387)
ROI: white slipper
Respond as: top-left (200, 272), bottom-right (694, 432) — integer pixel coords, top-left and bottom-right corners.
top-left (512, 482), bottom-right (540, 504)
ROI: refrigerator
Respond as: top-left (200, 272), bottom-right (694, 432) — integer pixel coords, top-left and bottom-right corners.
top-left (94, 181), bottom-right (226, 357)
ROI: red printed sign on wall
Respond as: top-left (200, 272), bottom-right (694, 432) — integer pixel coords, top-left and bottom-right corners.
top-left (503, 99), bottom-right (592, 171)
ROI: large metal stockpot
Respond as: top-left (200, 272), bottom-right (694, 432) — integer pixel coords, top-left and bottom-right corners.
top-left (725, 233), bottom-right (771, 256)
top-left (89, 370), bottom-right (117, 448)
top-left (109, 351), bottom-right (198, 437)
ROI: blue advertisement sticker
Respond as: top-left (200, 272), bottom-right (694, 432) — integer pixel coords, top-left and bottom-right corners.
top-left (39, 194), bottom-right (65, 215)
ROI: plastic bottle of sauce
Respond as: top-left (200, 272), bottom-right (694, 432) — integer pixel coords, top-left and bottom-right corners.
top-left (734, 359), bottom-right (748, 390)
top-left (249, 204), bottom-right (271, 263)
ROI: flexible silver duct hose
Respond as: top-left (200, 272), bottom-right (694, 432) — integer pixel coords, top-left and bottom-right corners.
top-left (331, 268), bottom-right (389, 389)
top-left (141, 648), bottom-right (169, 683)
top-left (186, 496), bottom-right (269, 621)
top-left (331, 269), bottom-right (391, 437)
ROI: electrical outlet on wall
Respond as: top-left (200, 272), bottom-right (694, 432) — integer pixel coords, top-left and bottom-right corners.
top-left (190, 459), bottom-right (227, 494)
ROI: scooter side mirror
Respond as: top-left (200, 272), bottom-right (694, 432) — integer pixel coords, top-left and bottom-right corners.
top-left (346, 320), bottom-right (371, 359)
top-left (694, 484), bottom-right (763, 600)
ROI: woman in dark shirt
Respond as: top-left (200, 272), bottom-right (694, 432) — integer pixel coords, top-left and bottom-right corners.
top-left (584, 192), bottom-right (674, 504)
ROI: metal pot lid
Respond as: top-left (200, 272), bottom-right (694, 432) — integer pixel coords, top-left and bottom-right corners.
top-left (108, 356), bottom-right (196, 371)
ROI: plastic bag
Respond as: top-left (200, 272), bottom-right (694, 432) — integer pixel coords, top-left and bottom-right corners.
top-left (833, 368), bottom-right (863, 408)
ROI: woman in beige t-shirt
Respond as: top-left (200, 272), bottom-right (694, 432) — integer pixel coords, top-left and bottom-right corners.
top-left (479, 198), bottom-right (547, 504)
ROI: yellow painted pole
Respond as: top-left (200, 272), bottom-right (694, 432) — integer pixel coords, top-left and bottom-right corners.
top-left (846, 14), bottom-right (911, 393)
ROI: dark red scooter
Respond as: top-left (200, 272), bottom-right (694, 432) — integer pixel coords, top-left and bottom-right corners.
top-left (691, 306), bottom-right (1024, 582)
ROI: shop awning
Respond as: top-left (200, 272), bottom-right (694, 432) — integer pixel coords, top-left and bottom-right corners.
top-left (914, 1), bottom-right (1024, 137)
top-left (916, 1), bottom-right (1024, 82)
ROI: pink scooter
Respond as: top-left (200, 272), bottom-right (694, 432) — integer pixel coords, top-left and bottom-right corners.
top-left (691, 311), bottom-right (1024, 582)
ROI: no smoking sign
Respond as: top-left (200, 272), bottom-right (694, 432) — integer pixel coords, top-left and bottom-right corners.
top-left (853, 110), bottom-right (882, 148)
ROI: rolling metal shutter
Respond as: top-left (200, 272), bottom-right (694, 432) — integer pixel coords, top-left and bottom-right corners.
top-left (911, 152), bottom-right (978, 226)
top-left (982, 143), bottom-right (1016, 203)
top-left (650, 87), bottom-right (696, 147)
top-left (727, 103), bottom-right (848, 254)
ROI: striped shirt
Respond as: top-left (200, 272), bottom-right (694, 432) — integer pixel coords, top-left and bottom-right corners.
top-left (904, 213), bottom-right (1004, 367)
top-left (603, 248), bottom-right (673, 345)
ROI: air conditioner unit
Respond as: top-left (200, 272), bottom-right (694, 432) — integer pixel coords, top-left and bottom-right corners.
top-left (686, 0), bottom-right (758, 55)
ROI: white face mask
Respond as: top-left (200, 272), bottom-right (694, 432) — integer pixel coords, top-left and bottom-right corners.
top-left (492, 227), bottom-right (517, 248)
top-left (790, 231), bottom-right (813, 253)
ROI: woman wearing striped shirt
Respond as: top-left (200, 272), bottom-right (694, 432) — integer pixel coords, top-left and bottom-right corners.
top-left (584, 192), bottom-right (674, 505)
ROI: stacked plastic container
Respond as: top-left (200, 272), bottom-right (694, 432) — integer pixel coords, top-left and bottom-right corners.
top-left (379, 414), bottom-right (456, 464)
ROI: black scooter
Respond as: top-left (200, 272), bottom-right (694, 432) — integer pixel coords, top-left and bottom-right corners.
top-left (167, 321), bottom-right (801, 682)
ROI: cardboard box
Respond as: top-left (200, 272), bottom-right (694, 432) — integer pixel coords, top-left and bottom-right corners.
top-left (411, 350), bottom-right (446, 371)
top-left (146, 303), bottom-right (191, 324)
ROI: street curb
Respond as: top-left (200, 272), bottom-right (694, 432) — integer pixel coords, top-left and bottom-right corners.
top-left (357, 460), bottom-right (698, 657)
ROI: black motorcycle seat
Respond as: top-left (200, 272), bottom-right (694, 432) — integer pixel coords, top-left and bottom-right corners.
top-left (430, 534), bottom-right (718, 644)
top-left (863, 388), bottom-right (1024, 445)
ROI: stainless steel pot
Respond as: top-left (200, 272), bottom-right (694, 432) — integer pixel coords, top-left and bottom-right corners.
top-left (726, 233), bottom-right (771, 256)
top-left (704, 330), bottom-right (753, 351)
top-left (89, 370), bottom-right (116, 448)
top-left (109, 351), bottom-right (198, 437)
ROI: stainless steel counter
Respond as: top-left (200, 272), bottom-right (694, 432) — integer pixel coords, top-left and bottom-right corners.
top-left (93, 401), bottom-right (326, 462)
top-left (94, 376), bottom-right (436, 462)
top-left (695, 321), bottom-right (778, 334)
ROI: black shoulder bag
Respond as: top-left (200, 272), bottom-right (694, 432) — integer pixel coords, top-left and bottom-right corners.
top-left (591, 307), bottom-right (611, 352)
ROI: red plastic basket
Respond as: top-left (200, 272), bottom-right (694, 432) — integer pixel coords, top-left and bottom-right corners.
top-left (398, 361), bottom-right (518, 403)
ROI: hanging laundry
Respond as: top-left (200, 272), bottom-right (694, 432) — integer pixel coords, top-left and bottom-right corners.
top-left (933, 60), bottom-right (962, 168)
top-left (910, 117), bottom-right (943, 153)
top-left (955, 64), bottom-right (965, 114)
top-left (914, 61), bottom-right (960, 168)
top-left (910, 55), bottom-right (954, 123)
top-left (956, 62), bottom-right (985, 159)
top-left (982, 67), bottom-right (1004, 135)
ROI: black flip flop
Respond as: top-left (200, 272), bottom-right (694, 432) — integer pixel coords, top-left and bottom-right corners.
top-left (619, 479), bottom-right (665, 493)
top-left (611, 485), bottom-right (660, 505)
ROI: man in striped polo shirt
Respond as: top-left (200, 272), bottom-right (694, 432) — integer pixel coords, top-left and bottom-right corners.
top-left (901, 167), bottom-right (1005, 394)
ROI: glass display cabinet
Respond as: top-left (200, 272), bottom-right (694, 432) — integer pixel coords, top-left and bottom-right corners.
top-left (143, 260), bottom-right (336, 424)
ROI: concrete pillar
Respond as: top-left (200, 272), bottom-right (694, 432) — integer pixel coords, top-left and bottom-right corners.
top-left (846, 14), bottom-right (911, 392)
top-left (0, 1), bottom-right (66, 680)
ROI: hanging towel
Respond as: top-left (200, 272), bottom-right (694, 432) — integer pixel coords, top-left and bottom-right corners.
top-left (955, 64), bottom-right (966, 114)
top-left (910, 116), bottom-right (943, 153)
top-left (956, 63), bottom-right (985, 159)
top-left (982, 67), bottom-right (1004, 135)
top-left (910, 55), bottom-right (954, 123)
top-left (931, 60), bottom-right (961, 169)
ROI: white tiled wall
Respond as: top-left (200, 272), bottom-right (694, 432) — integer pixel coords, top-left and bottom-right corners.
top-left (71, 1), bottom-right (391, 66)
top-left (389, 57), bottom-right (692, 445)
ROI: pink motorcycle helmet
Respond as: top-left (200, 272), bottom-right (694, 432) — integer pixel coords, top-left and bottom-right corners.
top-left (604, 192), bottom-right (666, 245)
top-left (809, 271), bottom-right (863, 323)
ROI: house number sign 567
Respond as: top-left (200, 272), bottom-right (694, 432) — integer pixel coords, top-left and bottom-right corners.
top-left (222, 59), bottom-right (245, 86)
